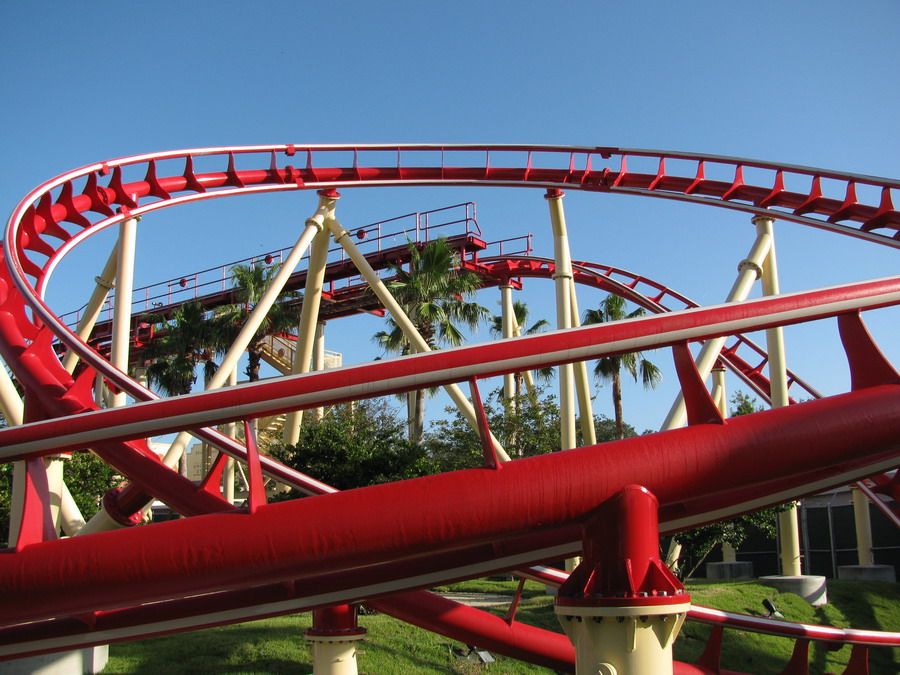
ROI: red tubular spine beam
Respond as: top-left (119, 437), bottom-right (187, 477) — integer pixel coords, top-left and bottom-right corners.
top-left (1, 384), bottom-right (899, 626)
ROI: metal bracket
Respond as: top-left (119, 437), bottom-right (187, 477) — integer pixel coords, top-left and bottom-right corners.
top-left (468, 377), bottom-right (501, 470)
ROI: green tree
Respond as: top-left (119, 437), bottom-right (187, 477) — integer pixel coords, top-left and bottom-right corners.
top-left (672, 391), bottom-right (790, 579)
top-left (425, 386), bottom-right (637, 470)
top-left (583, 294), bottom-right (662, 440)
top-left (490, 298), bottom-right (550, 400)
top-left (63, 452), bottom-right (121, 524)
top-left (215, 263), bottom-right (302, 382)
top-left (1, 452), bottom-right (119, 548)
top-left (269, 399), bottom-right (435, 493)
top-left (142, 301), bottom-right (228, 477)
top-left (373, 239), bottom-right (490, 444)
top-left (142, 301), bottom-right (224, 396)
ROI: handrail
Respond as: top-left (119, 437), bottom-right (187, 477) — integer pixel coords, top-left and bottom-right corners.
top-left (56, 202), bottom-right (482, 326)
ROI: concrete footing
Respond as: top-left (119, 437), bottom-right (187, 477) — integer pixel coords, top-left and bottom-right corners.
top-left (837, 565), bottom-right (896, 582)
top-left (759, 575), bottom-right (828, 606)
top-left (706, 561), bottom-right (753, 580)
top-left (0, 646), bottom-right (108, 674)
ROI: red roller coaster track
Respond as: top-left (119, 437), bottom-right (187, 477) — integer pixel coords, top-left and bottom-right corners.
top-left (1, 145), bottom-right (899, 673)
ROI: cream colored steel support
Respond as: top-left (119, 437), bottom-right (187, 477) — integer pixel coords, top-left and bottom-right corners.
top-left (44, 456), bottom-right (65, 532)
top-left (500, 284), bottom-right (515, 400)
top-left (7, 462), bottom-right (26, 543)
top-left (0, 359), bottom-right (23, 426)
top-left (714, 366), bottom-right (738, 564)
top-left (546, 190), bottom-right (576, 451)
top-left (94, 371), bottom-right (105, 407)
top-left (661, 229), bottom-right (770, 574)
top-left (62, 243), bottom-right (119, 374)
top-left (756, 217), bottom-right (789, 408)
top-left (510, 318), bottom-right (538, 396)
top-left (325, 217), bottom-right (510, 461)
top-left (306, 635), bottom-right (364, 675)
top-left (284, 221), bottom-right (332, 444)
top-left (314, 321), bottom-right (326, 421)
top-left (1, 360), bottom-right (25, 543)
top-left (711, 366), bottom-right (728, 417)
top-left (77, 508), bottom-right (123, 536)
top-left (660, 228), bottom-right (773, 431)
top-left (568, 281), bottom-right (597, 446)
top-left (83, 200), bottom-right (326, 534)
top-left (224, 368), bottom-right (237, 504)
top-left (754, 215), bottom-right (801, 577)
top-left (851, 486), bottom-right (875, 566)
top-left (557, 606), bottom-right (688, 675)
top-left (207, 203), bottom-right (325, 393)
top-left (110, 217), bottom-right (138, 408)
top-left (665, 541), bottom-right (682, 571)
top-left (59, 481), bottom-right (87, 536)
top-left (283, 319), bottom-right (305, 445)
top-left (157, 196), bottom-right (326, 472)
top-left (776, 498), bottom-right (802, 575)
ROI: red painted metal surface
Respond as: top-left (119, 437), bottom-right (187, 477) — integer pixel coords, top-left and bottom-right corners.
top-left (3, 276), bottom-right (900, 462)
top-left (1, 145), bottom-right (899, 671)
top-left (2, 385), bottom-right (900, 626)
top-left (557, 485), bottom-right (688, 610)
top-left (307, 606), bottom-right (365, 638)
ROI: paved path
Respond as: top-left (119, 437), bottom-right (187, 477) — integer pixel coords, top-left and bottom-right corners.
top-left (437, 593), bottom-right (512, 607)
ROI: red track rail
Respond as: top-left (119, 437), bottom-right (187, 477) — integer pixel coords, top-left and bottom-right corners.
top-left (2, 145), bottom-right (899, 671)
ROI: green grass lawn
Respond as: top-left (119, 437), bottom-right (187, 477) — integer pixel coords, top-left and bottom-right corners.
top-left (103, 579), bottom-right (900, 675)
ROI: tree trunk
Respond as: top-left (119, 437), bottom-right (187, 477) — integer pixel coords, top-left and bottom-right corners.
top-left (612, 372), bottom-right (624, 440)
top-left (246, 348), bottom-right (261, 382)
top-left (411, 389), bottom-right (425, 445)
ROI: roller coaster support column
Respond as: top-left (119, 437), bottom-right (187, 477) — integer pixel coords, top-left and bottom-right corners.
top-left (61, 243), bottom-right (118, 374)
top-left (284, 194), bottom-right (334, 444)
top-left (664, 227), bottom-right (772, 570)
top-left (156, 192), bottom-right (332, 475)
top-left (568, 280), bottom-right (597, 446)
top-left (1, 362), bottom-right (25, 543)
top-left (851, 486), bottom-right (875, 567)
top-left (325, 216), bottom-right (509, 461)
top-left (0, 359), bottom-right (23, 426)
top-left (83, 194), bottom-right (329, 532)
top-left (111, 215), bottom-right (139, 408)
top-left (224, 368), bottom-right (237, 504)
top-left (504, 297), bottom-right (539, 399)
top-left (304, 606), bottom-right (366, 675)
top-left (660, 223), bottom-right (773, 430)
top-left (314, 321), bottom-right (326, 420)
top-left (712, 364), bottom-right (738, 564)
top-left (754, 215), bottom-right (802, 577)
top-left (500, 283), bottom-right (515, 401)
top-left (711, 363), bottom-right (727, 415)
top-left (545, 189), bottom-right (577, 452)
top-left (556, 485), bottom-right (690, 675)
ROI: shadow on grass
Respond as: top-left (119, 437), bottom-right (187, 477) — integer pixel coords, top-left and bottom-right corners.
top-left (104, 580), bottom-right (899, 674)
top-left (813, 581), bottom-right (900, 675)
top-left (105, 622), bottom-right (311, 675)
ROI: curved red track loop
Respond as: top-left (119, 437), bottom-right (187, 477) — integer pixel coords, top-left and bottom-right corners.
top-left (478, 254), bottom-right (823, 404)
top-left (2, 146), bottom-right (899, 669)
top-left (3, 146), bottom-right (897, 493)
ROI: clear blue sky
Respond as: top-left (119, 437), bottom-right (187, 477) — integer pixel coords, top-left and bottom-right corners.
top-left (1, 1), bottom-right (898, 433)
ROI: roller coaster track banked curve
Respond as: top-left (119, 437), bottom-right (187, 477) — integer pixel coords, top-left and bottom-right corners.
top-left (2, 146), bottom-right (900, 672)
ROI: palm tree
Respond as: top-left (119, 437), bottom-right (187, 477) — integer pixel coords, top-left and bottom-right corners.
top-left (373, 238), bottom-right (490, 444)
top-left (215, 263), bottom-right (302, 382)
top-left (583, 294), bottom-right (662, 439)
top-left (142, 301), bottom-right (225, 477)
top-left (490, 298), bottom-right (549, 399)
top-left (142, 301), bottom-right (224, 397)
